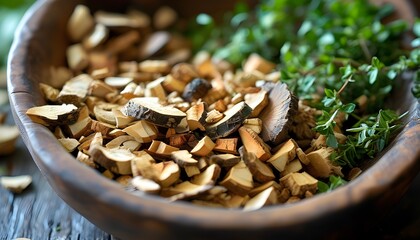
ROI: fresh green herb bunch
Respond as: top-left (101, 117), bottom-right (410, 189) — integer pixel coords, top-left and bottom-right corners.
top-left (189, 0), bottom-right (419, 191)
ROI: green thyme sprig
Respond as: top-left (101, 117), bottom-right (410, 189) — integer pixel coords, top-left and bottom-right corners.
top-left (318, 175), bottom-right (348, 193)
top-left (333, 109), bottom-right (407, 167)
top-left (314, 85), bottom-right (356, 149)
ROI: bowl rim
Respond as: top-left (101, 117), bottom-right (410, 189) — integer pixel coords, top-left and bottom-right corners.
top-left (7, 0), bottom-right (420, 235)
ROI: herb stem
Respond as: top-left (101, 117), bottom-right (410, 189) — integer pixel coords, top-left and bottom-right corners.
top-left (337, 76), bottom-right (352, 95)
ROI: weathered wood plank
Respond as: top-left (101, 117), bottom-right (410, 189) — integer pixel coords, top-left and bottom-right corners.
top-left (0, 138), bottom-right (116, 240)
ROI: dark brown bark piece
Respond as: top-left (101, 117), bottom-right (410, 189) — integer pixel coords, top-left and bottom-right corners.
top-left (206, 101), bottom-right (252, 140)
top-left (123, 97), bottom-right (187, 128)
top-left (182, 78), bottom-right (212, 102)
top-left (259, 82), bottom-right (298, 145)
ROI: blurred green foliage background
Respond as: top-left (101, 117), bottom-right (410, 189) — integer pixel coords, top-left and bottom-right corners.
top-left (0, 0), bottom-right (35, 69)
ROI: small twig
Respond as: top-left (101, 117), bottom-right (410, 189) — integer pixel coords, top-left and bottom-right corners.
top-left (337, 76), bottom-right (352, 95)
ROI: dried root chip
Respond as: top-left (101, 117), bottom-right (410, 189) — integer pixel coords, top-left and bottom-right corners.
top-left (0, 175), bottom-right (32, 193)
top-left (26, 104), bottom-right (79, 126)
top-left (0, 125), bottom-right (20, 156)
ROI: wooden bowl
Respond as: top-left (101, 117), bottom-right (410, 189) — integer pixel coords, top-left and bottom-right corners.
top-left (8, 0), bottom-right (420, 239)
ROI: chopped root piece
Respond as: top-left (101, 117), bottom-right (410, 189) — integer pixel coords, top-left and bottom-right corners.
top-left (244, 90), bottom-right (269, 117)
top-left (131, 151), bottom-right (157, 179)
top-left (240, 147), bottom-right (275, 183)
top-left (233, 71), bottom-right (264, 88)
top-left (26, 104), bottom-right (79, 126)
top-left (82, 23), bottom-right (108, 50)
top-left (58, 138), bottom-right (80, 152)
top-left (105, 135), bottom-right (135, 148)
top-left (122, 140), bottom-right (141, 151)
top-left (131, 176), bottom-right (161, 194)
top-left (139, 31), bottom-right (170, 60)
top-left (306, 148), bottom-right (343, 178)
top-left (209, 154), bottom-right (241, 168)
top-left (67, 44), bottom-right (89, 71)
top-left (76, 151), bottom-right (96, 168)
top-left (190, 136), bottom-right (215, 157)
top-left (191, 164), bottom-right (221, 185)
top-left (145, 77), bottom-right (167, 101)
top-left (206, 102), bottom-right (252, 139)
top-left (286, 196), bottom-right (301, 204)
top-left (57, 74), bottom-right (93, 104)
top-left (115, 176), bottom-right (132, 187)
top-left (89, 80), bottom-right (117, 99)
top-left (155, 161), bottom-right (180, 187)
top-left (182, 78), bottom-right (212, 102)
top-left (62, 106), bottom-right (92, 139)
top-left (280, 172), bottom-right (318, 197)
top-left (165, 181), bottom-right (212, 201)
top-left (124, 97), bottom-right (187, 129)
top-left (148, 140), bottom-right (179, 157)
top-left (171, 150), bottom-right (198, 167)
top-left (259, 83), bottom-right (298, 145)
top-left (105, 31), bottom-right (140, 55)
top-left (213, 138), bottom-right (238, 154)
top-left (0, 175), bottom-right (32, 193)
top-left (123, 120), bottom-right (158, 143)
top-left (139, 60), bottom-right (171, 74)
top-left (296, 147), bottom-right (310, 165)
top-left (93, 104), bottom-right (117, 126)
top-left (243, 53), bottom-right (276, 74)
top-left (0, 125), bottom-right (20, 156)
top-left (89, 146), bottom-right (135, 175)
top-left (104, 77), bottom-right (133, 89)
top-left (249, 181), bottom-right (280, 197)
top-left (186, 101), bottom-right (207, 131)
top-left (95, 10), bottom-right (149, 28)
top-left (267, 139), bottom-right (297, 172)
top-left (238, 127), bottom-right (271, 161)
top-left (281, 159), bottom-right (303, 176)
top-left (348, 167), bottom-right (362, 180)
top-left (243, 118), bottom-right (263, 134)
top-left (67, 5), bottom-right (94, 42)
top-left (243, 186), bottom-right (278, 211)
top-left (205, 109), bottom-right (224, 124)
top-left (220, 161), bottom-right (254, 196)
top-left (184, 165), bottom-right (201, 177)
top-left (162, 74), bottom-right (187, 93)
top-left (39, 83), bottom-right (59, 102)
top-left (90, 120), bottom-right (115, 136)
top-left (102, 169), bottom-right (115, 179)
top-left (153, 6), bottom-right (178, 30)
top-left (171, 63), bottom-right (199, 83)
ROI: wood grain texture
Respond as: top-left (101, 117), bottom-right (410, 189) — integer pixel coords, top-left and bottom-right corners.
top-left (0, 111), bottom-right (116, 240)
top-left (5, 0), bottom-right (420, 239)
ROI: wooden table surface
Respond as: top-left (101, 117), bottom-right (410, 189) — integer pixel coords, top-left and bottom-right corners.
top-left (1, 104), bottom-right (420, 240)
